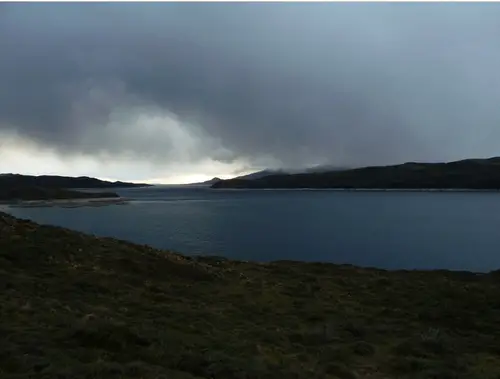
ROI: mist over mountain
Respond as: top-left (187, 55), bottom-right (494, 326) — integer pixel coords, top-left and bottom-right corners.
top-left (212, 157), bottom-right (500, 190)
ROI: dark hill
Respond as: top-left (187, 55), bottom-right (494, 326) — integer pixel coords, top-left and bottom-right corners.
top-left (2, 211), bottom-right (500, 377)
top-left (0, 174), bottom-right (151, 189)
top-left (212, 157), bottom-right (500, 190)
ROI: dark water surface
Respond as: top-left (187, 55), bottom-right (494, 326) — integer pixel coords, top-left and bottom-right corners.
top-left (5, 185), bottom-right (500, 272)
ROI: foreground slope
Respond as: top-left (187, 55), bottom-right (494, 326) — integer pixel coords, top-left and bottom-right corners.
top-left (212, 157), bottom-right (500, 189)
top-left (1, 212), bottom-right (500, 378)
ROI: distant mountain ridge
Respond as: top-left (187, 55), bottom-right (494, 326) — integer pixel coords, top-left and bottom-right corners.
top-left (187, 166), bottom-right (350, 186)
top-left (0, 174), bottom-right (151, 189)
top-left (188, 177), bottom-right (222, 186)
top-left (230, 166), bottom-right (350, 181)
top-left (233, 170), bottom-right (287, 180)
top-left (212, 157), bottom-right (500, 190)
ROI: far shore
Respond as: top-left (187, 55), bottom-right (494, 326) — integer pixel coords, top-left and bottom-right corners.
top-left (212, 187), bottom-right (500, 192)
top-left (0, 197), bottom-right (129, 208)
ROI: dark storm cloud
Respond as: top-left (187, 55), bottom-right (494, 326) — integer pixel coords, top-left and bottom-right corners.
top-left (3, 3), bottom-right (500, 168)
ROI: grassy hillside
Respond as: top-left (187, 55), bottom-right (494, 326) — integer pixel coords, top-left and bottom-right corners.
top-left (2, 211), bottom-right (500, 378)
top-left (212, 157), bottom-right (500, 190)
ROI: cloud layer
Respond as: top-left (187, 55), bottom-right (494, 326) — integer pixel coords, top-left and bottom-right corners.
top-left (3, 3), bottom-right (500, 179)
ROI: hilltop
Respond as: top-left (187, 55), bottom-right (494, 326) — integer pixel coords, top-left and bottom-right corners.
top-left (2, 211), bottom-right (500, 378)
top-left (212, 157), bottom-right (500, 190)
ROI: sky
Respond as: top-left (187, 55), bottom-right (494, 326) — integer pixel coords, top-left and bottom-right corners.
top-left (2, 3), bottom-right (500, 183)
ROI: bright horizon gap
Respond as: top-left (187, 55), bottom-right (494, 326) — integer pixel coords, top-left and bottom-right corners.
top-left (0, 135), bottom-right (255, 185)
top-left (141, 174), bottom-right (240, 185)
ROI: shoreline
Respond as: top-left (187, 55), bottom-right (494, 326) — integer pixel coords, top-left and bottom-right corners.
top-left (2, 210), bottom-right (500, 378)
top-left (0, 207), bottom-right (494, 274)
top-left (212, 187), bottom-right (500, 192)
top-left (0, 196), bottom-right (129, 208)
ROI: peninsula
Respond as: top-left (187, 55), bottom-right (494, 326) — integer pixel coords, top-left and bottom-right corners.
top-left (0, 174), bottom-right (140, 207)
top-left (1, 211), bottom-right (500, 378)
top-left (0, 173), bottom-right (151, 189)
top-left (0, 186), bottom-right (119, 202)
top-left (212, 157), bottom-right (500, 190)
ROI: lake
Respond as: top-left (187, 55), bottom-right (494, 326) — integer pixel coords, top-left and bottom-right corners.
top-left (4, 185), bottom-right (500, 272)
